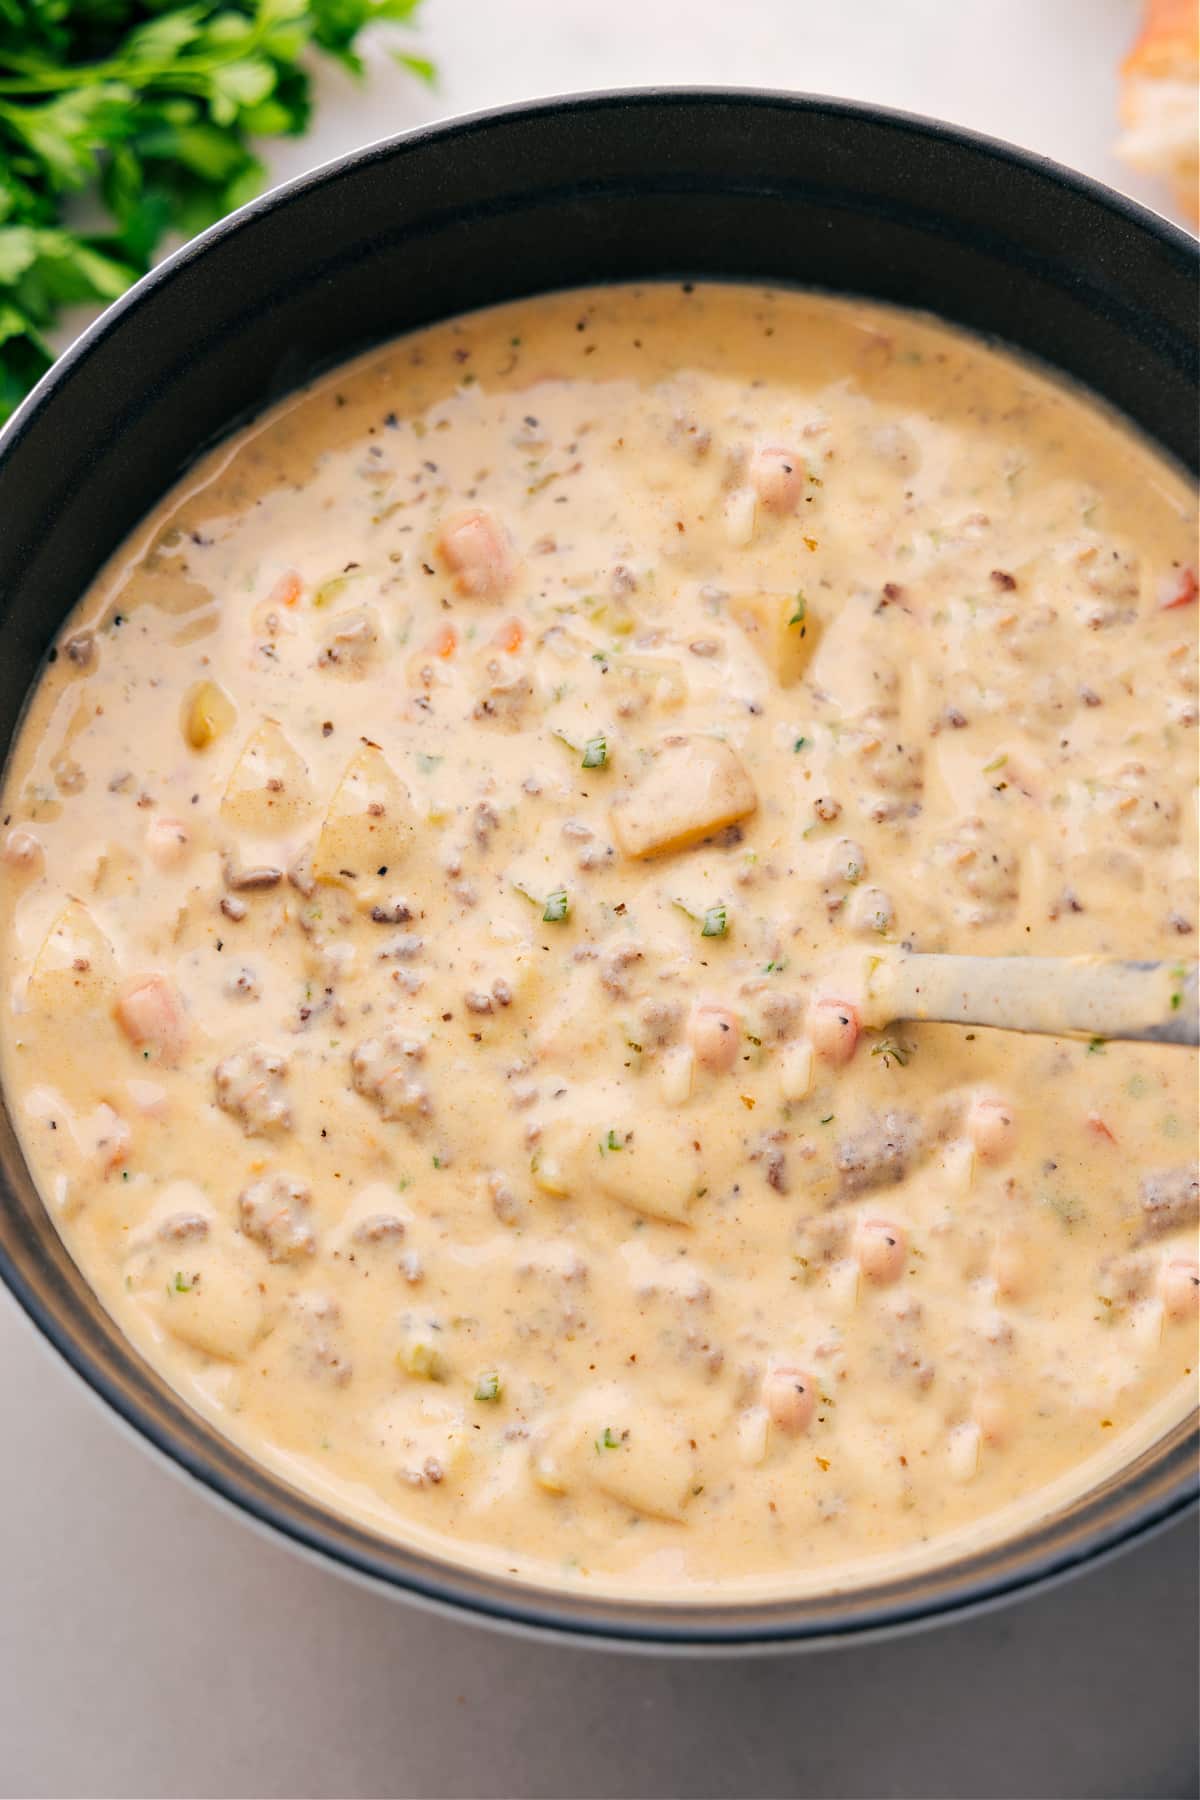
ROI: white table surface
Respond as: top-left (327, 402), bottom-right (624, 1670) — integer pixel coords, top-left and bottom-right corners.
top-left (3, 4), bottom-right (1196, 1796)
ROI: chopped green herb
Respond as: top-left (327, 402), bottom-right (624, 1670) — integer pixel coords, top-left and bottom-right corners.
top-left (819, 1113), bottom-right (835, 1125)
top-left (599, 1128), bottom-right (623, 1154)
top-left (431, 1154), bottom-right (442, 1169)
top-left (982, 753), bottom-right (1008, 774)
top-left (701, 903), bottom-right (728, 939)
top-left (581, 734), bottom-right (608, 769)
top-left (792, 736), bottom-right (809, 753)
top-left (763, 959), bottom-right (787, 974)
top-left (595, 1426), bottom-right (621, 1452)
top-left (173, 1271), bottom-right (191, 1293)
top-left (788, 593), bottom-right (807, 634)
top-left (399, 1339), bottom-right (446, 1381)
top-left (474, 1372), bottom-right (502, 1403)
top-left (1086, 1037), bottom-right (1107, 1056)
top-left (1042, 1192), bottom-right (1086, 1229)
top-left (870, 1037), bottom-right (910, 1067)
top-left (0, 3), bottom-right (435, 426)
top-left (542, 888), bottom-right (569, 923)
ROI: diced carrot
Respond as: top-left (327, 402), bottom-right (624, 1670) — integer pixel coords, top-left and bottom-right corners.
top-left (494, 615), bottom-right (525, 654)
top-left (1086, 1111), bottom-right (1118, 1145)
top-left (1161, 567), bottom-right (1197, 610)
top-left (269, 569), bottom-right (303, 608)
top-left (430, 623), bottom-right (458, 658)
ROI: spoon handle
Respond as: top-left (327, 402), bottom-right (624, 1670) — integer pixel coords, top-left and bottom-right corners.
top-left (862, 954), bottom-right (1199, 1046)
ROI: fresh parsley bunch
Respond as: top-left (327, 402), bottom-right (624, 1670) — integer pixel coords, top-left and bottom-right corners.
top-left (0, 0), bottom-right (431, 420)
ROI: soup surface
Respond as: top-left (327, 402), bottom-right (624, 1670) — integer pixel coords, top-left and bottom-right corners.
top-left (1, 285), bottom-right (1197, 1600)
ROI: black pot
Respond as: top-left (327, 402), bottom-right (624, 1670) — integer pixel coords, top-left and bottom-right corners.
top-left (0, 89), bottom-right (1195, 1650)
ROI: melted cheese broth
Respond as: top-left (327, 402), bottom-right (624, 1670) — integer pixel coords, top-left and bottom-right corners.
top-left (2, 285), bottom-right (1197, 1601)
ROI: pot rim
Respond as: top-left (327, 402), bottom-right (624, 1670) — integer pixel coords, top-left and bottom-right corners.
top-left (0, 86), bottom-right (1195, 1650)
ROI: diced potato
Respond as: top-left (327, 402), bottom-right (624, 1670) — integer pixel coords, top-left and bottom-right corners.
top-left (397, 1330), bottom-right (449, 1381)
top-left (723, 486), bottom-right (757, 546)
top-left (312, 744), bottom-right (413, 889)
top-left (583, 1388), bottom-right (696, 1520)
top-left (535, 1385), bottom-right (697, 1520)
top-left (731, 591), bottom-right (820, 686)
top-left (659, 1045), bottom-right (694, 1106)
top-left (532, 1445), bottom-right (569, 1494)
top-left (182, 680), bottom-right (236, 750)
top-left (611, 655), bottom-right (687, 714)
top-left (736, 1406), bottom-right (770, 1466)
top-left (593, 1119), bottom-right (702, 1225)
top-left (115, 974), bottom-right (189, 1067)
top-left (221, 721), bottom-right (311, 834)
top-left (947, 1421), bottom-right (982, 1483)
top-left (27, 900), bottom-right (117, 1018)
top-left (157, 1246), bottom-right (267, 1360)
top-left (937, 1136), bottom-right (976, 1194)
top-left (611, 736), bottom-right (757, 860)
top-left (779, 1040), bottom-right (814, 1101)
top-left (530, 1117), bottom-right (585, 1198)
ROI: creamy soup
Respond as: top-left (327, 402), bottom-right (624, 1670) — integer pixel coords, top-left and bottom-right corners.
top-left (1, 285), bottom-right (1196, 1601)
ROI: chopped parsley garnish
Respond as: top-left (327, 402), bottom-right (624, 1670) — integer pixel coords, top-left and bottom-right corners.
top-left (581, 734), bottom-right (608, 769)
top-left (542, 888), bottom-right (569, 923)
top-left (701, 904), bottom-right (728, 939)
top-left (474, 1372), bottom-right (502, 1403)
top-left (1086, 1037), bottom-right (1107, 1056)
top-left (595, 1426), bottom-right (621, 1451)
top-left (400, 1340), bottom-right (446, 1381)
top-left (173, 1271), bottom-right (191, 1293)
top-left (788, 593), bottom-right (807, 635)
top-left (793, 736), bottom-right (809, 753)
top-left (870, 1037), bottom-right (910, 1068)
top-left (599, 1128), bottom-right (624, 1154)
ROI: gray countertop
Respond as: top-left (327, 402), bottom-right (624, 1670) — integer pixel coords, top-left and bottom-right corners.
top-left (4, 3), bottom-right (1196, 1794)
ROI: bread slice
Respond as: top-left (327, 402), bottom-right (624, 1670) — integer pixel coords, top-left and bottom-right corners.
top-left (1118, 0), bottom-right (1199, 220)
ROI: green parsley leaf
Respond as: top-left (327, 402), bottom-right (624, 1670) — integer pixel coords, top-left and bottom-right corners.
top-left (542, 888), bottom-right (569, 923)
top-left (0, 1), bottom-right (434, 423)
top-left (595, 1425), bottom-right (621, 1451)
top-left (581, 734), bottom-right (607, 769)
top-left (700, 903), bottom-right (728, 938)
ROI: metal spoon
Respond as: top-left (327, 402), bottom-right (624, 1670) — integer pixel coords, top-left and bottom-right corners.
top-left (857, 953), bottom-right (1199, 1047)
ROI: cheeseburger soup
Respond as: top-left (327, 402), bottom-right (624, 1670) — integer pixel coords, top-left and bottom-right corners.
top-left (1, 285), bottom-right (1196, 1598)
